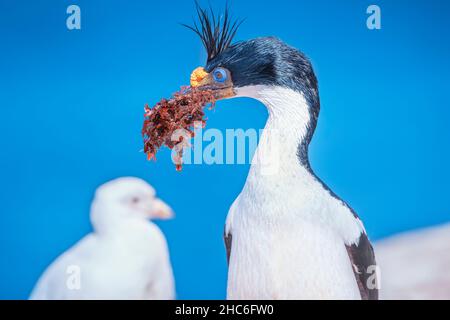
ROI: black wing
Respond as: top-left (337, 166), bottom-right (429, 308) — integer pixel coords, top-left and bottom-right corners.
top-left (345, 232), bottom-right (379, 300)
top-left (224, 231), bottom-right (232, 265)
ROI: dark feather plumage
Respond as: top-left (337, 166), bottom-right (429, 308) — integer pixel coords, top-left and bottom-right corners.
top-left (182, 1), bottom-right (242, 62)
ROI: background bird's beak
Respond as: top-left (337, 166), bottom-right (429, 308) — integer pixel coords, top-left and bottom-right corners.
top-left (150, 198), bottom-right (174, 220)
top-left (190, 67), bottom-right (235, 100)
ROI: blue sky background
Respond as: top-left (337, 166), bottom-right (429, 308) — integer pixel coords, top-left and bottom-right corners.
top-left (0, 0), bottom-right (449, 299)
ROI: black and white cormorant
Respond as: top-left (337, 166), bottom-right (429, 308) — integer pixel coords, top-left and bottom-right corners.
top-left (186, 5), bottom-right (379, 300)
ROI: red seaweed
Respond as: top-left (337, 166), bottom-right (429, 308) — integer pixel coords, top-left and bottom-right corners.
top-left (142, 87), bottom-right (216, 170)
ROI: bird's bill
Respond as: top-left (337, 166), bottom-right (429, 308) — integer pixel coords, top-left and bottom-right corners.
top-left (190, 67), bottom-right (235, 100)
top-left (150, 198), bottom-right (174, 220)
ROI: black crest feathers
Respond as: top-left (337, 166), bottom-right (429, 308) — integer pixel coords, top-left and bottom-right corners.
top-left (182, 1), bottom-right (242, 62)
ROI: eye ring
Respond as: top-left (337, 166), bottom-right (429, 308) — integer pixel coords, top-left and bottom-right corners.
top-left (131, 197), bottom-right (140, 204)
top-left (212, 68), bottom-right (227, 83)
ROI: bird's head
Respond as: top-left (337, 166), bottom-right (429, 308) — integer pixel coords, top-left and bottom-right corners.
top-left (185, 5), bottom-right (320, 113)
top-left (90, 177), bottom-right (173, 232)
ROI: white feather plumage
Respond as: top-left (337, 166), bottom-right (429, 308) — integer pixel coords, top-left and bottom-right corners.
top-left (30, 177), bottom-right (175, 300)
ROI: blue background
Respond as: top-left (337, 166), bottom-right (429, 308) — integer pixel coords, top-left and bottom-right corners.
top-left (0, 0), bottom-right (449, 299)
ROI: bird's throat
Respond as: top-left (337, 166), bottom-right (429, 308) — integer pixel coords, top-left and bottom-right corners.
top-left (235, 85), bottom-right (316, 176)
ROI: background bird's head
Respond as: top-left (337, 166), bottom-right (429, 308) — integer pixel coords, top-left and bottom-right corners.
top-left (90, 177), bottom-right (173, 232)
top-left (185, 4), bottom-right (320, 113)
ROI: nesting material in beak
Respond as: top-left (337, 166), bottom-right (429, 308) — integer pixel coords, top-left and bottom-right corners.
top-left (142, 66), bottom-right (235, 171)
top-left (142, 87), bottom-right (216, 171)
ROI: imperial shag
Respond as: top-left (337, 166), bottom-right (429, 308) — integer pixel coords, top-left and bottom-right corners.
top-left (186, 5), bottom-right (379, 300)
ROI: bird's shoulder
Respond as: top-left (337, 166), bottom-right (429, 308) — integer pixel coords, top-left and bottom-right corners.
top-left (44, 234), bottom-right (97, 273)
top-left (29, 234), bottom-right (96, 299)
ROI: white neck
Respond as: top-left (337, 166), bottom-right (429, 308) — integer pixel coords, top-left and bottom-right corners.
top-left (235, 85), bottom-right (312, 178)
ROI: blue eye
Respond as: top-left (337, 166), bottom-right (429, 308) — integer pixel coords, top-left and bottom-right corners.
top-left (213, 68), bottom-right (227, 83)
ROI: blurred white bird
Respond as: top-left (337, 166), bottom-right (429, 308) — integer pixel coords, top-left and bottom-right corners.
top-left (30, 177), bottom-right (175, 300)
top-left (376, 223), bottom-right (450, 300)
